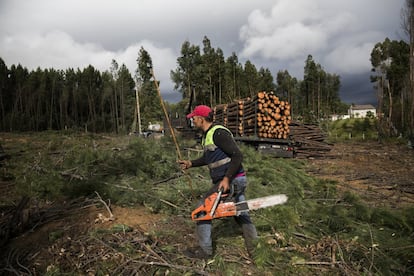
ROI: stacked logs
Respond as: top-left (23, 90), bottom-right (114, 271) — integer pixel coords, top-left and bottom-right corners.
top-left (256, 91), bottom-right (291, 139)
top-left (213, 91), bottom-right (291, 139)
top-left (289, 122), bottom-right (332, 158)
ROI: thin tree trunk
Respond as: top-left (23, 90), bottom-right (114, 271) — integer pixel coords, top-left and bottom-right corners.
top-left (114, 85), bottom-right (119, 133)
top-left (49, 78), bottom-right (55, 130)
top-left (410, 0), bottom-right (414, 135)
top-left (0, 88), bottom-right (5, 130)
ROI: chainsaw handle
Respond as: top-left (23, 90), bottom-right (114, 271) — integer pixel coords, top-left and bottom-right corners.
top-left (210, 188), bottom-right (223, 217)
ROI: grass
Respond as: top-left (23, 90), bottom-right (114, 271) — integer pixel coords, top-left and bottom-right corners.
top-left (324, 117), bottom-right (379, 142)
top-left (1, 131), bottom-right (413, 275)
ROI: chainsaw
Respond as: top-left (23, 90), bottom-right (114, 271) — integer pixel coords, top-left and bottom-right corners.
top-left (191, 189), bottom-right (288, 221)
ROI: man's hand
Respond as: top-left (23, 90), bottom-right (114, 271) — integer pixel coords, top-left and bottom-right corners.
top-left (178, 160), bottom-right (192, 170)
top-left (218, 177), bottom-right (230, 192)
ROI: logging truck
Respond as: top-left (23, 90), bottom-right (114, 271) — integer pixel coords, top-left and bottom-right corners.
top-left (167, 91), bottom-right (331, 158)
top-left (166, 91), bottom-right (296, 158)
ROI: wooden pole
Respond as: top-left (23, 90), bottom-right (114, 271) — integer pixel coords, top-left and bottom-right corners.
top-left (135, 80), bottom-right (142, 134)
top-left (151, 69), bottom-right (195, 198)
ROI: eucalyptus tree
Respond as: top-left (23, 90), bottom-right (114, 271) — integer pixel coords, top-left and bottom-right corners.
top-left (224, 52), bottom-right (242, 100)
top-left (0, 58), bottom-right (8, 130)
top-left (242, 60), bottom-right (259, 98)
top-left (370, 38), bottom-right (410, 136)
top-left (110, 60), bottom-right (120, 133)
top-left (401, 0), bottom-right (414, 135)
top-left (45, 68), bottom-right (65, 130)
top-left (64, 68), bottom-right (82, 129)
top-left (299, 55), bottom-right (344, 121)
top-left (276, 70), bottom-right (298, 117)
top-left (170, 41), bottom-right (203, 105)
top-left (8, 64), bottom-right (29, 131)
top-left (29, 68), bottom-right (46, 130)
top-left (323, 73), bottom-right (342, 115)
top-left (60, 69), bottom-right (72, 130)
top-left (117, 64), bottom-right (135, 133)
top-left (213, 47), bottom-right (225, 104)
top-left (136, 46), bottom-right (162, 129)
top-left (79, 65), bottom-right (102, 132)
top-left (201, 36), bottom-right (216, 106)
top-left (302, 55), bottom-right (318, 114)
top-left (257, 67), bottom-right (275, 93)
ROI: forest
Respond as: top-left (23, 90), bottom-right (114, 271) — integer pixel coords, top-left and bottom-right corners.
top-left (0, 28), bottom-right (413, 139)
top-left (0, 36), bottom-right (348, 134)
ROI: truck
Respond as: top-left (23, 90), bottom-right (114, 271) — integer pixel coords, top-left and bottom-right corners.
top-left (166, 91), bottom-right (299, 158)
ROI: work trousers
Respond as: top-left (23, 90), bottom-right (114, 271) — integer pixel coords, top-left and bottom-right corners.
top-left (196, 176), bottom-right (258, 255)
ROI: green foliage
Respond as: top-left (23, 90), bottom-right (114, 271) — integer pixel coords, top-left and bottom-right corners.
top-left (327, 118), bottom-right (379, 142)
top-left (370, 38), bottom-right (411, 137)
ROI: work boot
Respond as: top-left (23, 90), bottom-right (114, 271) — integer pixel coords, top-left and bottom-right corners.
top-left (242, 223), bottom-right (258, 257)
top-left (183, 246), bottom-right (212, 260)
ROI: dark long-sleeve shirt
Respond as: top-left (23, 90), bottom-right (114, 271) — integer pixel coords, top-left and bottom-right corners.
top-left (191, 125), bottom-right (243, 181)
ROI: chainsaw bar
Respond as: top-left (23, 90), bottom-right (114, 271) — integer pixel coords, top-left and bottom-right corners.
top-left (235, 194), bottom-right (288, 215)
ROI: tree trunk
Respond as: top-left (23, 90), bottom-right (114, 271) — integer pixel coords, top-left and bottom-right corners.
top-left (410, 0), bottom-right (414, 136)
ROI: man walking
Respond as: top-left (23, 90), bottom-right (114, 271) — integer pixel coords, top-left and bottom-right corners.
top-left (178, 105), bottom-right (258, 259)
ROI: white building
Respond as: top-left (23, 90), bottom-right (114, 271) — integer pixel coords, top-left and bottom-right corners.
top-left (348, 104), bottom-right (377, 118)
top-left (330, 114), bottom-right (350, 121)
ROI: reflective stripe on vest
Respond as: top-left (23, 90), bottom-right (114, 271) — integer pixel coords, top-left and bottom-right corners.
top-left (208, 157), bottom-right (231, 169)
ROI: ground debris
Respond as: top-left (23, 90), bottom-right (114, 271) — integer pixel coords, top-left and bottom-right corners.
top-left (306, 142), bottom-right (414, 207)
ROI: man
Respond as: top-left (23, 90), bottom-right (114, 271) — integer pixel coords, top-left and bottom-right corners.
top-left (178, 105), bottom-right (258, 259)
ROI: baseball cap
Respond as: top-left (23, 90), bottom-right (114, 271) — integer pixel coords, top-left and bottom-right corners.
top-left (186, 105), bottom-right (212, 118)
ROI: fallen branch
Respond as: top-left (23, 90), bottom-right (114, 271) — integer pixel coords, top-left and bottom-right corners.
top-left (60, 168), bottom-right (86, 180)
top-left (152, 172), bottom-right (183, 185)
top-left (130, 260), bottom-right (209, 276)
top-left (292, 261), bottom-right (338, 266)
top-left (292, 232), bottom-right (318, 241)
top-left (94, 191), bottom-right (114, 221)
top-left (159, 198), bottom-right (180, 210)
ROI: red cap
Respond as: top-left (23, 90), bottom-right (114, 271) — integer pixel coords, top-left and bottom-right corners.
top-left (186, 105), bottom-right (212, 118)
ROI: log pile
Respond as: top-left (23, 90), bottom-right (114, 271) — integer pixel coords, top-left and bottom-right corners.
top-left (211, 91), bottom-right (332, 158)
top-left (289, 122), bottom-right (332, 158)
top-left (213, 91), bottom-right (291, 139)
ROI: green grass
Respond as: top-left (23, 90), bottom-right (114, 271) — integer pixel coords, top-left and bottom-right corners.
top-left (324, 117), bottom-right (379, 142)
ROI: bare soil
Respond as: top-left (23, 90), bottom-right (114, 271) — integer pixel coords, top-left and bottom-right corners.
top-left (305, 141), bottom-right (414, 208)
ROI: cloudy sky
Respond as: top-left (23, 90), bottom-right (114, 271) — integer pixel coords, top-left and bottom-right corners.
top-left (0, 0), bottom-right (406, 104)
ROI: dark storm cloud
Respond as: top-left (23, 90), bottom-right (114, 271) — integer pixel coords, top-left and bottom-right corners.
top-left (0, 0), bottom-right (406, 104)
top-left (340, 73), bottom-right (377, 106)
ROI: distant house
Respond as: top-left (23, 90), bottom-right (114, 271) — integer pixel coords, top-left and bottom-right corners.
top-left (330, 114), bottom-right (350, 121)
top-left (348, 104), bottom-right (377, 118)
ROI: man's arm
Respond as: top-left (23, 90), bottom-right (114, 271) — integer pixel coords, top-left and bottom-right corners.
top-left (178, 154), bottom-right (207, 170)
top-left (190, 155), bottom-right (207, 167)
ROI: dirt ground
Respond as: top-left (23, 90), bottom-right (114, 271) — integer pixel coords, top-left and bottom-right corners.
top-left (1, 140), bottom-right (414, 274)
top-left (305, 141), bottom-right (414, 208)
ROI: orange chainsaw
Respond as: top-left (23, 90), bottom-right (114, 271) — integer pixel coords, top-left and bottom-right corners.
top-left (191, 189), bottom-right (288, 221)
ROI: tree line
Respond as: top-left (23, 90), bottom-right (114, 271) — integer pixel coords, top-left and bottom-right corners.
top-left (2, 28), bottom-right (413, 138)
top-left (0, 36), bottom-right (346, 133)
top-left (171, 36), bottom-right (346, 122)
top-left (0, 50), bottom-right (163, 133)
